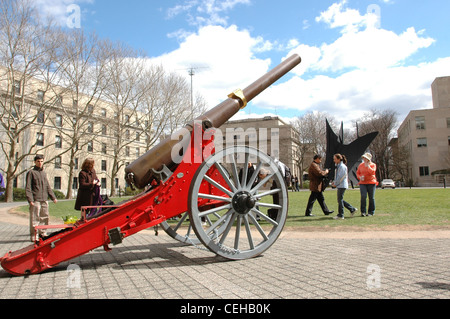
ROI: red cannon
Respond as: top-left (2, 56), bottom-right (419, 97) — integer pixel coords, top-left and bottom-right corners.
top-left (1, 55), bottom-right (301, 276)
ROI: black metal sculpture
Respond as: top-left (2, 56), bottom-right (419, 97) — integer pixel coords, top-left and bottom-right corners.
top-left (324, 119), bottom-right (378, 187)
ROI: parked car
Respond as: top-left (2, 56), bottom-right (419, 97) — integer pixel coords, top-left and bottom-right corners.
top-left (381, 179), bottom-right (395, 189)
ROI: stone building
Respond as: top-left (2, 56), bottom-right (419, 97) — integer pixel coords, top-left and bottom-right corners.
top-left (397, 76), bottom-right (450, 186)
top-left (0, 69), bottom-right (147, 197)
top-left (219, 116), bottom-right (306, 181)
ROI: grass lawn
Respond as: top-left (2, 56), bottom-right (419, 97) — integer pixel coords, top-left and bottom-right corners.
top-left (286, 188), bottom-right (450, 228)
top-left (16, 188), bottom-right (449, 229)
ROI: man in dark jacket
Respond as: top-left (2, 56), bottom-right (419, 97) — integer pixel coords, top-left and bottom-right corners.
top-left (304, 155), bottom-right (334, 217)
top-left (25, 155), bottom-right (57, 241)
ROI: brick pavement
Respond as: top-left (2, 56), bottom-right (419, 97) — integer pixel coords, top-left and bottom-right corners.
top-left (0, 219), bottom-right (449, 300)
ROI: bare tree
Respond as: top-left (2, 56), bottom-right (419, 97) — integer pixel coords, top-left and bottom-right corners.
top-left (0, 0), bottom-right (62, 202)
top-left (356, 109), bottom-right (398, 181)
top-left (101, 43), bottom-right (154, 195)
top-left (291, 112), bottom-right (337, 187)
top-left (50, 29), bottom-right (112, 198)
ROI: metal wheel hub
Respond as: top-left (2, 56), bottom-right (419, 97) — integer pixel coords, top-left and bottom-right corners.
top-left (232, 191), bottom-right (256, 215)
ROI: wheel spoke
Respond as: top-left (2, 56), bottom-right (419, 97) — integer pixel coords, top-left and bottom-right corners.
top-left (255, 202), bottom-right (282, 209)
top-left (204, 175), bottom-right (234, 197)
top-left (254, 188), bottom-right (281, 199)
top-left (205, 209), bottom-right (232, 236)
top-left (198, 193), bottom-right (231, 202)
top-left (219, 213), bottom-right (237, 245)
top-left (248, 212), bottom-right (269, 241)
top-left (251, 208), bottom-right (278, 226)
top-left (250, 172), bottom-right (275, 195)
top-left (243, 215), bottom-right (255, 250)
top-left (214, 162), bottom-right (237, 193)
top-left (241, 152), bottom-right (250, 187)
top-left (198, 203), bottom-right (231, 218)
top-left (229, 153), bottom-right (241, 189)
top-left (234, 215), bottom-right (241, 250)
top-left (173, 212), bottom-right (188, 232)
top-left (247, 162), bottom-right (262, 190)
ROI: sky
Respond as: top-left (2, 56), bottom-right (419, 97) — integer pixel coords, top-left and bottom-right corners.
top-left (33, 0), bottom-right (450, 131)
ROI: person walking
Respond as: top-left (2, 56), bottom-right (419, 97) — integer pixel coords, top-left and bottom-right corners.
top-left (356, 152), bottom-right (378, 216)
top-left (75, 158), bottom-right (101, 217)
top-left (331, 154), bottom-right (357, 220)
top-left (304, 155), bottom-right (334, 217)
top-left (25, 155), bottom-right (57, 241)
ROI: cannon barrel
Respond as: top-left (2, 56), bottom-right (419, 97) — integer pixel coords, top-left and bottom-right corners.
top-left (125, 54), bottom-right (301, 189)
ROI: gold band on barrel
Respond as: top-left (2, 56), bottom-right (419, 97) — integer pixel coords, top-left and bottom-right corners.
top-left (228, 89), bottom-right (247, 109)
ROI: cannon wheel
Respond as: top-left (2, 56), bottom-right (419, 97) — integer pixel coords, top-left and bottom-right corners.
top-left (188, 146), bottom-right (288, 260)
top-left (160, 213), bottom-right (201, 245)
top-left (161, 211), bottom-right (230, 245)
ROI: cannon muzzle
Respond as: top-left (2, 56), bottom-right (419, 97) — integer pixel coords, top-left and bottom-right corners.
top-left (125, 54), bottom-right (301, 189)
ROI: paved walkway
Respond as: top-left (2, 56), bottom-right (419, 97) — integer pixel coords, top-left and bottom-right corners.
top-left (0, 203), bottom-right (449, 302)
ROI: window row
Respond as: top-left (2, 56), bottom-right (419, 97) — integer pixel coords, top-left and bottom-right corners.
top-left (54, 177), bottom-right (120, 190)
top-left (415, 116), bottom-right (450, 130)
top-left (52, 157), bottom-right (109, 172)
top-left (35, 133), bottom-right (140, 157)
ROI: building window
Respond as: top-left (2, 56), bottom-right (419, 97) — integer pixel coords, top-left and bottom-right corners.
top-left (54, 176), bottom-right (61, 190)
top-left (73, 177), bottom-right (78, 190)
top-left (135, 147), bottom-right (140, 158)
top-left (415, 116), bottom-right (425, 130)
top-left (37, 112), bottom-right (44, 123)
top-left (87, 141), bottom-right (93, 152)
top-left (73, 99), bottom-right (78, 108)
top-left (88, 105), bottom-right (94, 113)
top-left (74, 158), bottom-right (79, 170)
top-left (87, 121), bottom-right (94, 133)
top-left (115, 178), bottom-right (119, 189)
top-left (447, 118), bottom-right (450, 128)
top-left (13, 80), bottom-right (21, 94)
top-left (55, 156), bottom-right (62, 169)
top-left (37, 90), bottom-right (45, 102)
top-left (101, 178), bottom-right (106, 189)
top-left (419, 166), bottom-right (429, 176)
top-left (55, 114), bottom-right (62, 127)
top-left (102, 143), bottom-right (107, 154)
top-left (101, 160), bottom-right (107, 171)
top-left (101, 108), bottom-right (107, 117)
top-left (36, 133), bottom-right (44, 146)
top-left (102, 124), bottom-right (107, 135)
top-left (56, 95), bottom-right (63, 106)
top-left (136, 131), bottom-right (140, 141)
top-left (55, 135), bottom-right (62, 148)
top-left (125, 146), bottom-right (130, 157)
top-left (417, 138), bottom-right (427, 148)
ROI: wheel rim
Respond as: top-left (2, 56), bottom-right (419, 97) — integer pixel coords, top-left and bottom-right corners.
top-left (160, 213), bottom-right (201, 245)
top-left (188, 146), bottom-right (288, 260)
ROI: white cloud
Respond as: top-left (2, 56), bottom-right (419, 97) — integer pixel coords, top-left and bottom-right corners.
top-left (167, 0), bottom-right (251, 27)
top-left (33, 0), bottom-right (93, 27)
top-left (252, 57), bottom-right (450, 128)
top-left (316, 27), bottom-right (435, 72)
top-left (150, 25), bottom-right (271, 108)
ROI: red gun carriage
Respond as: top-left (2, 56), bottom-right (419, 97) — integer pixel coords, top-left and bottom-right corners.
top-left (1, 55), bottom-right (301, 276)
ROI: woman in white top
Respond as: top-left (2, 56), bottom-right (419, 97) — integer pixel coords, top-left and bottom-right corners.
top-left (331, 153), bottom-right (357, 219)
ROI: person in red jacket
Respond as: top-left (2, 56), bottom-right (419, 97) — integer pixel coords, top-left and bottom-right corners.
top-left (356, 153), bottom-right (378, 216)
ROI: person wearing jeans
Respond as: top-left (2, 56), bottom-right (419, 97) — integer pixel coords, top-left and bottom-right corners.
top-left (356, 153), bottom-right (378, 216)
top-left (331, 154), bottom-right (357, 219)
